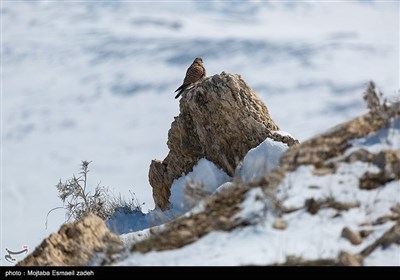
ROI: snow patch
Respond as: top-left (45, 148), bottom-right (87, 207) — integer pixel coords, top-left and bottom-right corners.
top-left (276, 162), bottom-right (381, 209)
top-left (364, 244), bottom-right (400, 266)
top-left (169, 158), bottom-right (232, 213)
top-left (237, 138), bottom-right (289, 183)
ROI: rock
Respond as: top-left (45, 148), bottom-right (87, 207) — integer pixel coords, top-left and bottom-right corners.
top-left (312, 166), bottom-right (336, 176)
top-left (372, 150), bottom-right (400, 180)
top-left (344, 149), bottom-right (373, 163)
top-left (272, 219), bottom-right (288, 230)
top-left (390, 204), bottom-right (400, 215)
top-left (352, 149), bottom-right (400, 190)
top-left (281, 256), bottom-right (336, 266)
top-left (305, 198), bottom-right (321, 215)
top-left (342, 227), bottom-right (363, 245)
top-left (359, 171), bottom-right (390, 190)
top-left (18, 214), bottom-right (123, 266)
top-left (149, 72), bottom-right (298, 210)
top-left (359, 230), bottom-right (374, 239)
top-left (374, 215), bottom-right (397, 225)
top-left (338, 251), bottom-right (363, 266)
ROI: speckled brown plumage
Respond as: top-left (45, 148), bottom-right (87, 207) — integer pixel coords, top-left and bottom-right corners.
top-left (175, 57), bottom-right (206, 99)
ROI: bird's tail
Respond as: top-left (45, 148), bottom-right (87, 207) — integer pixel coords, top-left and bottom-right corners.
top-left (174, 84), bottom-right (188, 99)
top-left (174, 84), bottom-right (185, 93)
top-left (175, 90), bottom-right (184, 99)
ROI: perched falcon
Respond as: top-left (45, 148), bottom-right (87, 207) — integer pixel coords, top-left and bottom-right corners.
top-left (174, 57), bottom-right (206, 99)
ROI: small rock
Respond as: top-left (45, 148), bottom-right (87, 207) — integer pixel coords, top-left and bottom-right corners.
top-left (312, 166), bottom-right (335, 176)
top-left (338, 251), bottom-right (363, 266)
top-left (390, 204), bottom-right (400, 215)
top-left (273, 219), bottom-right (288, 230)
top-left (342, 227), bottom-right (363, 245)
top-left (374, 215), bottom-right (395, 225)
top-left (344, 149), bottom-right (372, 163)
top-left (359, 229), bottom-right (374, 239)
top-left (305, 198), bottom-right (320, 215)
top-left (359, 222), bottom-right (373, 227)
top-left (178, 229), bottom-right (193, 239)
top-left (359, 171), bottom-right (388, 190)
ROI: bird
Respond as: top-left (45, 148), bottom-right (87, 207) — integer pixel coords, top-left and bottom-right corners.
top-left (174, 57), bottom-right (206, 99)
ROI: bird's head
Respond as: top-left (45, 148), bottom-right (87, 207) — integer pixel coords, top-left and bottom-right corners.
top-left (194, 57), bottom-right (203, 64)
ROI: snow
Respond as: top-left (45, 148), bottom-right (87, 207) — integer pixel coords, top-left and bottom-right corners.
top-left (276, 162), bottom-right (382, 210)
top-left (237, 137), bottom-right (289, 183)
top-left (169, 158), bottom-right (231, 213)
top-left (120, 228), bottom-right (151, 249)
top-left (1, 0), bottom-right (399, 265)
top-left (236, 188), bottom-right (269, 223)
top-left (364, 245), bottom-right (400, 266)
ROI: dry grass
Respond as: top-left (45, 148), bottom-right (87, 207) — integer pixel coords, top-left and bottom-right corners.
top-left (54, 161), bottom-right (143, 222)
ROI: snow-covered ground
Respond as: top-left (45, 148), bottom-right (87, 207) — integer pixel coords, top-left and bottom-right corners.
top-left (1, 0), bottom-right (399, 265)
top-left (118, 116), bottom-right (400, 266)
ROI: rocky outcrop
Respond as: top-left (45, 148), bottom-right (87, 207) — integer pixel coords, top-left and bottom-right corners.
top-left (131, 86), bottom-right (400, 265)
top-left (18, 214), bottom-right (123, 266)
top-left (149, 72), bottom-right (298, 210)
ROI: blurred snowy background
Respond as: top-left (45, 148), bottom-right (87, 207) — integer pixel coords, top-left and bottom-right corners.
top-left (1, 0), bottom-right (398, 265)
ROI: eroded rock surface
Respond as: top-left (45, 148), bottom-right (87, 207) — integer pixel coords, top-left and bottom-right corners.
top-left (18, 214), bottom-right (122, 266)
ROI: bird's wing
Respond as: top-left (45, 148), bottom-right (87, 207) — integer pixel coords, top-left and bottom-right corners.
top-left (183, 64), bottom-right (205, 85)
